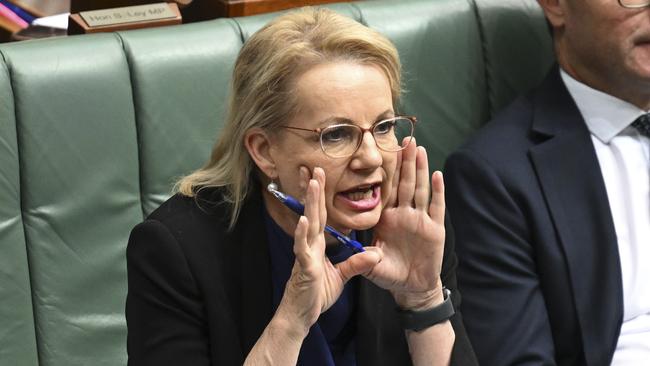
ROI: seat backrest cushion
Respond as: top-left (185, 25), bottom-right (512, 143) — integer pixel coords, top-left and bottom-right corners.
top-left (117, 20), bottom-right (244, 216)
top-left (472, 0), bottom-right (554, 117)
top-left (1, 34), bottom-right (143, 366)
top-left (0, 52), bottom-right (39, 366)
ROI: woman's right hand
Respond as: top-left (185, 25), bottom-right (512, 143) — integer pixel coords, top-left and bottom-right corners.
top-left (274, 167), bottom-right (382, 338)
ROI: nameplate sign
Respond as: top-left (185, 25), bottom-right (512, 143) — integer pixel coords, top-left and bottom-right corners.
top-left (80, 3), bottom-right (177, 27)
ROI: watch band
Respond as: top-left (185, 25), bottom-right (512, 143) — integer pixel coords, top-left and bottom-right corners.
top-left (396, 288), bottom-right (455, 332)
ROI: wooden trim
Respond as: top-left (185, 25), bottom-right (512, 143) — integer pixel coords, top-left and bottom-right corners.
top-left (216, 0), bottom-right (350, 17)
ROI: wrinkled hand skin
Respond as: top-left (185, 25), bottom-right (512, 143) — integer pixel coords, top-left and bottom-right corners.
top-left (365, 139), bottom-right (447, 311)
top-left (278, 167), bottom-right (383, 333)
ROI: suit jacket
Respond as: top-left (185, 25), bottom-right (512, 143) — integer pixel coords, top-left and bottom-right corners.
top-left (126, 185), bottom-right (478, 365)
top-left (444, 67), bottom-right (623, 366)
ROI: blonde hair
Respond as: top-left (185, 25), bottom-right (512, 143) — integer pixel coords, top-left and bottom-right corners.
top-left (176, 7), bottom-right (402, 229)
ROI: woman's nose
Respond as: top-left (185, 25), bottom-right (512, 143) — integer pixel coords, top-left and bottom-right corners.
top-left (350, 131), bottom-right (383, 169)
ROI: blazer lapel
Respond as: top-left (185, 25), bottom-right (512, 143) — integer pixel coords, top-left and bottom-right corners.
top-left (529, 69), bottom-right (623, 366)
top-left (355, 231), bottom-right (411, 366)
top-left (233, 188), bottom-right (274, 357)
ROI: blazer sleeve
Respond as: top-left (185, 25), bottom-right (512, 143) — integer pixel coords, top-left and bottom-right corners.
top-left (126, 219), bottom-right (211, 366)
top-left (444, 149), bottom-right (557, 366)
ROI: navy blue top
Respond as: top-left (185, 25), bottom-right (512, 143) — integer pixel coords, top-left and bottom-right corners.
top-left (263, 209), bottom-right (358, 366)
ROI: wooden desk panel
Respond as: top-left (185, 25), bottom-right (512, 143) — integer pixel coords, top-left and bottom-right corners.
top-left (71, 0), bottom-right (352, 21)
top-left (216, 0), bottom-right (351, 17)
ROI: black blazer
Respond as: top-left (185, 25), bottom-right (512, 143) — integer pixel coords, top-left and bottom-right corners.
top-left (126, 185), bottom-right (477, 365)
top-left (445, 67), bottom-right (623, 366)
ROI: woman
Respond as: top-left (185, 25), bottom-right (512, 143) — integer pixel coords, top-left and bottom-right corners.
top-left (126, 7), bottom-right (476, 366)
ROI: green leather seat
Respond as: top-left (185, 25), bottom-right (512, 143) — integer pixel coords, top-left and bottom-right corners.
top-left (0, 51), bottom-right (39, 366)
top-left (0, 1), bottom-right (552, 365)
top-left (473, 0), bottom-right (553, 115)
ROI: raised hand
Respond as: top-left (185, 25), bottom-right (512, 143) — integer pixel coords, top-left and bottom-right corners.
top-left (365, 139), bottom-right (447, 310)
top-left (276, 167), bottom-right (382, 333)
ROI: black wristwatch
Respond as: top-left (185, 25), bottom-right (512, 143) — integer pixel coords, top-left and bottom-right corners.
top-left (396, 288), bottom-right (455, 332)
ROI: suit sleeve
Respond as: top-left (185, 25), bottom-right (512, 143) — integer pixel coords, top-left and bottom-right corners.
top-left (444, 149), bottom-right (557, 366)
top-left (126, 219), bottom-right (211, 366)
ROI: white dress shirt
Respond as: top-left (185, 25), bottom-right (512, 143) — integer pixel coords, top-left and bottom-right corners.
top-left (561, 70), bottom-right (650, 365)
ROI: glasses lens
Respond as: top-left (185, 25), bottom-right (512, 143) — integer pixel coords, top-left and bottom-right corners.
top-left (373, 117), bottom-right (414, 151)
top-left (320, 124), bottom-right (361, 158)
top-left (620, 0), bottom-right (650, 7)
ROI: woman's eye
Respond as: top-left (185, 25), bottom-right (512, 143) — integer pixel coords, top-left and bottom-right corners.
top-left (322, 126), bottom-right (353, 143)
top-left (374, 120), bottom-right (395, 135)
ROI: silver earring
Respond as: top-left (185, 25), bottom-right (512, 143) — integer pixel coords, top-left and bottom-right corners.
top-left (267, 181), bottom-right (279, 192)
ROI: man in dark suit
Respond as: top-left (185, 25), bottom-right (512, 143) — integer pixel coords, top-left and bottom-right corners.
top-left (444, 0), bottom-right (650, 365)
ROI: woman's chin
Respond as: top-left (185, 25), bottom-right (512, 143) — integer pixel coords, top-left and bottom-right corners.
top-left (328, 210), bottom-right (381, 233)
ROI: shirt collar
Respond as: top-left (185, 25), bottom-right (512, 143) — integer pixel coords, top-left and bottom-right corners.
top-left (560, 69), bottom-right (647, 143)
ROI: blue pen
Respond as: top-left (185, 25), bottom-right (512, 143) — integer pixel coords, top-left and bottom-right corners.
top-left (267, 182), bottom-right (365, 253)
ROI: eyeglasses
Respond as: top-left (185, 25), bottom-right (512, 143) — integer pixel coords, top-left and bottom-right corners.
top-left (281, 116), bottom-right (417, 158)
top-left (618, 0), bottom-right (650, 8)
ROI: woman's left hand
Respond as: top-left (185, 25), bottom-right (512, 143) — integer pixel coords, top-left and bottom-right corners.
top-left (364, 139), bottom-right (447, 310)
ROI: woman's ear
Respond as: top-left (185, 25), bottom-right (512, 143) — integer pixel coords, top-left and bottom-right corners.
top-left (244, 128), bottom-right (277, 180)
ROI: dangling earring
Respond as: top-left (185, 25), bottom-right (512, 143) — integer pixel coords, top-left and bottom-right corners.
top-left (268, 180), bottom-right (279, 193)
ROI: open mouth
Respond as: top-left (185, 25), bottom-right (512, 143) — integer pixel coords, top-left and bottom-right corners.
top-left (337, 183), bottom-right (381, 210)
top-left (343, 185), bottom-right (376, 201)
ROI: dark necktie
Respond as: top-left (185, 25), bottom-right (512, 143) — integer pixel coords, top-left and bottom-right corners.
top-left (631, 113), bottom-right (650, 138)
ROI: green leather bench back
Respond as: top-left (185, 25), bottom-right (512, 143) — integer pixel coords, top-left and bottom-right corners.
top-left (1, 35), bottom-right (143, 366)
top-left (0, 49), bottom-right (39, 366)
top-left (474, 0), bottom-right (553, 115)
top-left (0, 1), bottom-right (552, 365)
